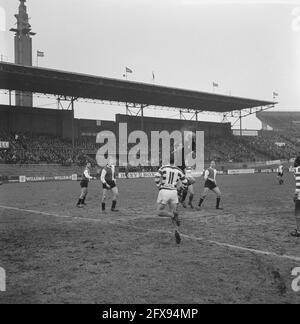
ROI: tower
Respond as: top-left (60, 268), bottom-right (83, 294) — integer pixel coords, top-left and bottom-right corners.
top-left (10, 0), bottom-right (36, 107)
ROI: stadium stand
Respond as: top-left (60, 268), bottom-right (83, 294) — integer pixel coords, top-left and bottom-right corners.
top-left (1, 106), bottom-right (299, 169)
top-left (257, 111), bottom-right (300, 131)
top-left (0, 128), bottom-right (297, 167)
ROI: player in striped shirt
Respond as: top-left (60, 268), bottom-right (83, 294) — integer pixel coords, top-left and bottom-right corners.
top-left (291, 157), bottom-right (300, 237)
top-left (196, 161), bottom-right (223, 210)
top-left (155, 163), bottom-right (188, 244)
top-left (76, 162), bottom-right (95, 208)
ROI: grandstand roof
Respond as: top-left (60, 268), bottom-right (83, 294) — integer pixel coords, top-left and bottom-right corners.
top-left (256, 111), bottom-right (300, 130)
top-left (0, 62), bottom-right (275, 113)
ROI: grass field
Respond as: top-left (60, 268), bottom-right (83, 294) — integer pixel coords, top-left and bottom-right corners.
top-left (0, 173), bottom-right (300, 304)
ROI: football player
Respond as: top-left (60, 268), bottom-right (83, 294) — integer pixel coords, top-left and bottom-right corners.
top-left (179, 165), bottom-right (196, 209)
top-left (101, 160), bottom-right (119, 212)
top-left (196, 160), bottom-right (223, 210)
top-left (76, 162), bottom-right (95, 208)
top-left (291, 157), bottom-right (300, 237)
top-left (155, 162), bottom-right (188, 244)
top-left (277, 164), bottom-right (284, 185)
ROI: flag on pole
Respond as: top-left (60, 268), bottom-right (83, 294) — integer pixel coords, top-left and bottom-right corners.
top-left (213, 82), bottom-right (219, 88)
top-left (273, 92), bottom-right (279, 97)
top-left (126, 67), bottom-right (133, 74)
top-left (37, 51), bottom-right (45, 57)
top-left (152, 71), bottom-right (155, 81)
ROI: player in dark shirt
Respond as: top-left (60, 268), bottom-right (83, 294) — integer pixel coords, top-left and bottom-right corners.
top-left (76, 162), bottom-right (95, 208)
top-left (101, 161), bottom-right (119, 212)
top-left (196, 161), bottom-right (223, 210)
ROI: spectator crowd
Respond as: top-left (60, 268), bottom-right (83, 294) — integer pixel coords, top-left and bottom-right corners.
top-left (0, 129), bottom-right (299, 166)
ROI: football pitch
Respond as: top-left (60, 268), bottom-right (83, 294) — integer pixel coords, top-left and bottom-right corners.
top-left (0, 173), bottom-right (300, 304)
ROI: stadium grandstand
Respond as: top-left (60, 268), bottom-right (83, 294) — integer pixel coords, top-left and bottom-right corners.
top-left (1, 61), bottom-right (298, 175)
top-left (257, 111), bottom-right (300, 131)
top-left (0, 61), bottom-right (279, 171)
top-left (1, 104), bottom-right (298, 169)
top-left (1, 60), bottom-right (298, 178)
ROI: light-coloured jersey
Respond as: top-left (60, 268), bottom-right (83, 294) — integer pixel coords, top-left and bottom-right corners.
top-left (204, 167), bottom-right (217, 182)
top-left (155, 165), bottom-right (187, 190)
top-left (295, 166), bottom-right (300, 195)
top-left (278, 165), bottom-right (284, 173)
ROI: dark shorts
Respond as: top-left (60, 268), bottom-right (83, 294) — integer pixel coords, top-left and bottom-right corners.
top-left (80, 180), bottom-right (89, 188)
top-left (204, 179), bottom-right (217, 190)
top-left (278, 172), bottom-right (283, 177)
top-left (103, 180), bottom-right (117, 190)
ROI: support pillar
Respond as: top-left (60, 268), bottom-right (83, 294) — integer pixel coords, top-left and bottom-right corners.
top-left (71, 99), bottom-right (75, 148)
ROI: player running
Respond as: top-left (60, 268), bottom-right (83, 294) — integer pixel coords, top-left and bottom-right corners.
top-left (155, 163), bottom-right (188, 244)
top-left (196, 161), bottom-right (223, 210)
top-left (277, 164), bottom-right (284, 185)
top-left (291, 157), bottom-right (300, 237)
top-left (179, 166), bottom-right (196, 209)
top-left (101, 160), bottom-right (119, 212)
top-left (76, 162), bottom-right (95, 208)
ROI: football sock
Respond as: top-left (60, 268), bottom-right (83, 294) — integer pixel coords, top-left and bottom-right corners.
top-left (102, 203), bottom-right (105, 211)
top-left (188, 194), bottom-right (194, 204)
top-left (198, 198), bottom-right (204, 207)
top-left (82, 197), bottom-right (86, 204)
top-left (111, 200), bottom-right (117, 210)
top-left (216, 197), bottom-right (221, 209)
top-left (77, 199), bottom-right (82, 206)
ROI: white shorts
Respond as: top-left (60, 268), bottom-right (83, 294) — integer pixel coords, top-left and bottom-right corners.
top-left (157, 189), bottom-right (179, 205)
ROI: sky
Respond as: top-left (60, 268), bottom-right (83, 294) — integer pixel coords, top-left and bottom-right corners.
top-left (0, 0), bottom-right (300, 129)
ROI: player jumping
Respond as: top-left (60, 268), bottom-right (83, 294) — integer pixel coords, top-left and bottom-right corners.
top-left (291, 157), bottom-right (300, 237)
top-left (277, 164), bottom-right (284, 185)
top-left (196, 161), bottom-right (223, 210)
top-left (101, 160), bottom-right (119, 212)
top-left (76, 162), bottom-right (95, 208)
top-left (179, 166), bottom-right (196, 209)
top-left (155, 163), bottom-right (188, 244)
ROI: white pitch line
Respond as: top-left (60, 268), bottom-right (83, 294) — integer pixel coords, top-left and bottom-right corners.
top-left (1, 204), bottom-right (300, 263)
top-left (180, 234), bottom-right (300, 262)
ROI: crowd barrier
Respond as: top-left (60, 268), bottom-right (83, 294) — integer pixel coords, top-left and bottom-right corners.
top-left (0, 158), bottom-right (293, 184)
top-left (0, 168), bottom-right (288, 184)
